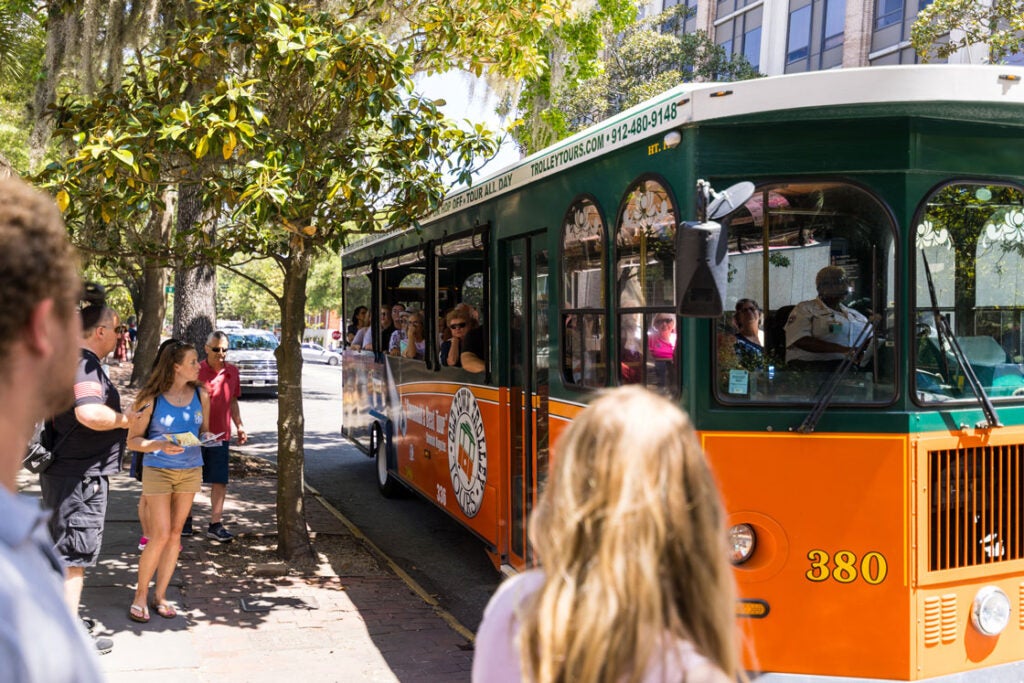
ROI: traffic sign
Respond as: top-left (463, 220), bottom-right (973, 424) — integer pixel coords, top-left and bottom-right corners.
top-left (331, 330), bottom-right (342, 341)
top-left (165, 285), bottom-right (175, 294)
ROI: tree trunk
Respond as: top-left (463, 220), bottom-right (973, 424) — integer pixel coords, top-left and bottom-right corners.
top-left (29, 1), bottom-right (68, 165)
top-left (130, 197), bottom-right (174, 386)
top-left (172, 182), bottom-right (216, 354)
top-left (277, 239), bottom-right (314, 561)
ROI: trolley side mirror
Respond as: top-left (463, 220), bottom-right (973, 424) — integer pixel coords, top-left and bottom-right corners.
top-left (676, 220), bottom-right (728, 318)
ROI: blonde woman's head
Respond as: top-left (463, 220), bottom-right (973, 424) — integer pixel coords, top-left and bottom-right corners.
top-left (523, 385), bottom-right (739, 683)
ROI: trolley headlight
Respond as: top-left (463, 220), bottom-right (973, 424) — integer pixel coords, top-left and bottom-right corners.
top-left (729, 523), bottom-right (756, 564)
top-left (971, 586), bottom-right (1010, 636)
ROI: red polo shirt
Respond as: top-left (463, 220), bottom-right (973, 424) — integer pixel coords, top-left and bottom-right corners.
top-left (198, 360), bottom-right (241, 440)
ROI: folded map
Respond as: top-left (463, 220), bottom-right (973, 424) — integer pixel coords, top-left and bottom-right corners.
top-left (165, 432), bottom-right (202, 447)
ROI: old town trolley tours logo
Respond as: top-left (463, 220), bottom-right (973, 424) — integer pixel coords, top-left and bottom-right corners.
top-left (447, 387), bottom-right (487, 518)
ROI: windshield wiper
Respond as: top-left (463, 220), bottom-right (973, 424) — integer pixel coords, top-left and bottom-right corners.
top-left (797, 320), bottom-right (874, 434)
top-left (920, 250), bottom-right (1000, 429)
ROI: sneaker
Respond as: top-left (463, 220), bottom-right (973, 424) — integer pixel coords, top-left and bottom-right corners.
top-left (138, 536), bottom-right (148, 551)
top-left (93, 635), bottom-right (113, 655)
top-left (180, 517), bottom-right (194, 537)
top-left (206, 523), bottom-right (234, 543)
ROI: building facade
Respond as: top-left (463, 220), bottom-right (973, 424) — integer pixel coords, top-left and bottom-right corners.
top-left (640, 0), bottom-right (1004, 77)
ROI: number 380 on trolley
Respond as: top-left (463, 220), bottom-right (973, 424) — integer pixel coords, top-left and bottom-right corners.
top-left (340, 64), bottom-right (1024, 682)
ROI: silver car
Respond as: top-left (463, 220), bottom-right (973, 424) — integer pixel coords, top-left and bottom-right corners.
top-left (301, 342), bottom-right (343, 366)
top-left (227, 329), bottom-right (279, 395)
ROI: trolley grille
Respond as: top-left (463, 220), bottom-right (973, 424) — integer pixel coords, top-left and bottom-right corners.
top-left (929, 445), bottom-right (1024, 571)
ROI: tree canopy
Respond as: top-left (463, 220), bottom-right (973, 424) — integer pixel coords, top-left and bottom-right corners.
top-left (38, 0), bottom-right (570, 559)
top-left (912, 0), bottom-right (1024, 63)
top-left (510, 3), bottom-right (761, 154)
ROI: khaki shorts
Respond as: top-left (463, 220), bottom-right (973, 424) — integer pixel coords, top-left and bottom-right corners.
top-left (142, 466), bottom-right (202, 495)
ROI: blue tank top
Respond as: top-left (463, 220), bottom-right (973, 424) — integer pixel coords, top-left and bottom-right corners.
top-left (143, 390), bottom-right (204, 470)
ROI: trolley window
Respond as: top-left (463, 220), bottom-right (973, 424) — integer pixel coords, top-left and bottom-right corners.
top-left (342, 269), bottom-right (371, 348)
top-left (615, 176), bottom-right (679, 397)
top-left (714, 181), bottom-right (897, 405)
top-left (914, 182), bottom-right (1024, 404)
top-left (561, 195), bottom-right (608, 389)
top-left (381, 249), bottom-right (427, 360)
top-left (436, 232), bottom-right (487, 371)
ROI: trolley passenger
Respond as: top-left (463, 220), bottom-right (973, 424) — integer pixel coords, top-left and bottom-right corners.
top-left (440, 307), bottom-right (473, 368)
top-left (401, 309), bottom-right (426, 360)
top-left (733, 299), bottom-right (764, 366)
top-left (784, 266), bottom-right (872, 371)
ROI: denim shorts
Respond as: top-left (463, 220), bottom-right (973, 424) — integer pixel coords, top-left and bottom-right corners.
top-left (201, 442), bottom-right (230, 485)
top-left (39, 474), bottom-right (109, 567)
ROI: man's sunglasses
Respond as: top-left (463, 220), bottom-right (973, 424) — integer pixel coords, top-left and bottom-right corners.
top-left (209, 347), bottom-right (228, 353)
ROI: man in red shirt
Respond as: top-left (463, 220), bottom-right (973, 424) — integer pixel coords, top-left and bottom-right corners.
top-left (193, 330), bottom-right (247, 541)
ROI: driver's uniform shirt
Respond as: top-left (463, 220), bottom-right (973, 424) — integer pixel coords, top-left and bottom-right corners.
top-left (785, 298), bottom-right (870, 363)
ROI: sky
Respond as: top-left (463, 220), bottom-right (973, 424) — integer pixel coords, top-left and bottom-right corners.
top-left (414, 71), bottom-right (523, 187)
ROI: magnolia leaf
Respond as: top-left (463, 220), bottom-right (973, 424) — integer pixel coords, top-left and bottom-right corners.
top-left (56, 190), bottom-right (70, 213)
top-left (111, 149), bottom-right (135, 170)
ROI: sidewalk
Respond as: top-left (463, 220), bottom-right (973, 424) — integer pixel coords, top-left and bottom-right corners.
top-left (17, 404), bottom-right (475, 682)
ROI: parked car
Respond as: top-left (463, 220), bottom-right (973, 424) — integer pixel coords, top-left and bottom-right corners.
top-left (301, 342), bottom-right (343, 366)
top-left (226, 329), bottom-right (279, 395)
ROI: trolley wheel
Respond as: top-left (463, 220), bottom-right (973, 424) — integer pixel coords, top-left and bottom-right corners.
top-left (374, 426), bottom-right (404, 498)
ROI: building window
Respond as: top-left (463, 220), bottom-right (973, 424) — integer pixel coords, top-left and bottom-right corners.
top-left (744, 26), bottom-right (762, 69)
top-left (716, 4), bottom-right (763, 70)
top-left (875, 0), bottom-right (903, 29)
top-left (823, 0), bottom-right (846, 51)
top-left (787, 5), bottom-right (813, 63)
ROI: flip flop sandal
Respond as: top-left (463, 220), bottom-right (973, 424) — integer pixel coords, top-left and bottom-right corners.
top-left (128, 604), bottom-right (150, 623)
top-left (150, 601), bottom-right (177, 619)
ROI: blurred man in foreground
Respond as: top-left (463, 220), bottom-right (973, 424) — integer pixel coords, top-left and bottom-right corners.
top-left (0, 176), bottom-right (104, 681)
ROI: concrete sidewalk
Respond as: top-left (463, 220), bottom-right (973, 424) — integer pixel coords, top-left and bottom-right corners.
top-left (17, 456), bottom-right (476, 683)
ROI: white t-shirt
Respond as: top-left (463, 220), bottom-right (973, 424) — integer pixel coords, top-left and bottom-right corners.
top-left (472, 569), bottom-right (729, 683)
top-left (350, 325), bottom-right (373, 350)
top-left (784, 298), bottom-right (871, 363)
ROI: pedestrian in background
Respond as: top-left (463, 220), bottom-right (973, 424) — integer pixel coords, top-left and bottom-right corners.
top-left (0, 176), bottom-right (105, 680)
top-left (126, 342), bottom-right (210, 623)
top-left (191, 330), bottom-right (248, 541)
top-left (472, 386), bottom-right (743, 683)
top-left (113, 324), bottom-right (129, 364)
top-left (42, 298), bottom-right (147, 657)
top-left (135, 337), bottom-right (184, 550)
top-left (127, 319), bottom-right (138, 359)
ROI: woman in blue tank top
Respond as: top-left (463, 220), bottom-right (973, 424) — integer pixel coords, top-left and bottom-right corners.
top-left (126, 341), bottom-right (210, 623)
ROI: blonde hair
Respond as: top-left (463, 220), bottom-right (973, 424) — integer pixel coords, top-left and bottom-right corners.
top-left (520, 386), bottom-right (741, 683)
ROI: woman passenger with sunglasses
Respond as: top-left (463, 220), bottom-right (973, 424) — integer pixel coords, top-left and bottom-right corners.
top-left (441, 307), bottom-right (474, 368)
